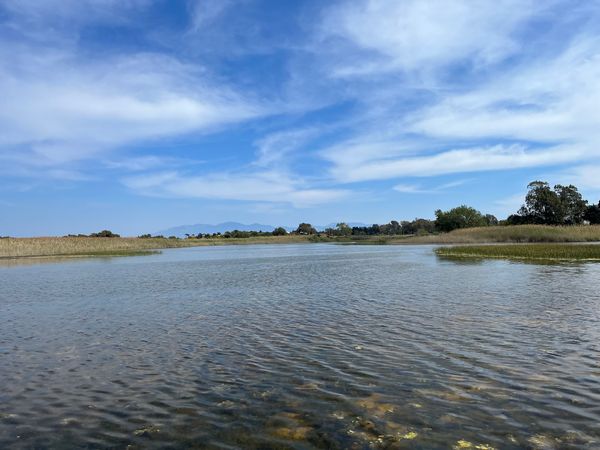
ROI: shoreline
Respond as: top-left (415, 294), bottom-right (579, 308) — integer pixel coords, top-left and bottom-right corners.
top-left (2, 225), bottom-right (600, 261)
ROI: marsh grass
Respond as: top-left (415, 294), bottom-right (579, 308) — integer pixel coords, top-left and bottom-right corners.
top-left (4, 225), bottom-right (600, 260)
top-left (435, 244), bottom-right (600, 261)
top-left (0, 235), bottom-right (312, 259)
top-left (404, 225), bottom-right (600, 244)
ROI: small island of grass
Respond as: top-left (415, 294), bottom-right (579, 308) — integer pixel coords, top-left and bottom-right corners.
top-left (435, 244), bottom-right (600, 261)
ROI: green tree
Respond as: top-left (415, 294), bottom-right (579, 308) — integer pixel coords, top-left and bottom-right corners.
top-left (556, 184), bottom-right (588, 224)
top-left (484, 214), bottom-right (499, 226)
top-left (295, 223), bottom-right (317, 235)
top-left (584, 201), bottom-right (600, 224)
top-left (515, 181), bottom-right (587, 225)
top-left (517, 181), bottom-right (562, 224)
top-left (435, 205), bottom-right (487, 232)
top-left (272, 227), bottom-right (288, 236)
top-left (335, 222), bottom-right (352, 236)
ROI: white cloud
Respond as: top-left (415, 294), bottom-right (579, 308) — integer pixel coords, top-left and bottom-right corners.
top-left (320, 0), bottom-right (536, 77)
top-left (393, 184), bottom-right (425, 194)
top-left (188, 0), bottom-right (235, 31)
top-left (318, 17), bottom-right (600, 185)
top-left (123, 170), bottom-right (349, 207)
top-left (327, 144), bottom-right (581, 183)
top-left (0, 49), bottom-right (265, 172)
top-left (0, 0), bottom-right (270, 181)
top-left (254, 127), bottom-right (322, 167)
top-left (409, 37), bottom-right (600, 144)
top-left (102, 155), bottom-right (204, 172)
top-left (556, 165), bottom-right (600, 192)
top-left (393, 179), bottom-right (470, 194)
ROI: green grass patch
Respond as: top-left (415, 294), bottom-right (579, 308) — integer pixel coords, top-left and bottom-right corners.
top-left (435, 244), bottom-right (600, 261)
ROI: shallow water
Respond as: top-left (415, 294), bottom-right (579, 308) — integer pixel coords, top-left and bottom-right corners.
top-left (1, 244), bottom-right (599, 449)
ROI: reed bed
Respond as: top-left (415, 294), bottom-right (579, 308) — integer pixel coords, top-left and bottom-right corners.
top-left (0, 235), bottom-right (312, 259)
top-left (436, 244), bottom-right (600, 261)
top-left (404, 225), bottom-right (600, 244)
top-left (0, 237), bottom-right (169, 258)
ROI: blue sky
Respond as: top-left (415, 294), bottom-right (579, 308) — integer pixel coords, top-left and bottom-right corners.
top-left (1, 0), bottom-right (600, 236)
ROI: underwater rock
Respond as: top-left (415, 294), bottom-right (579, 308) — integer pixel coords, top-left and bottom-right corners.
top-left (271, 426), bottom-right (312, 440)
top-left (216, 400), bottom-right (235, 408)
top-left (452, 439), bottom-right (496, 450)
top-left (133, 425), bottom-right (160, 437)
top-left (355, 394), bottom-right (395, 417)
top-left (60, 417), bottom-right (79, 425)
top-left (296, 382), bottom-right (320, 391)
top-left (331, 411), bottom-right (346, 420)
top-left (528, 434), bottom-right (559, 450)
top-left (400, 431), bottom-right (418, 440)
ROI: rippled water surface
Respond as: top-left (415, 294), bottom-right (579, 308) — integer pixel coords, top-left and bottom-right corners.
top-left (1, 244), bottom-right (600, 449)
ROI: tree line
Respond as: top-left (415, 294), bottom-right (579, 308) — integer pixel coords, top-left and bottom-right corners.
top-left (59, 180), bottom-right (599, 239)
top-left (299, 181), bottom-right (600, 235)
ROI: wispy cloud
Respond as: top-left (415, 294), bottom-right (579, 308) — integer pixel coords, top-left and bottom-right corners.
top-left (123, 170), bottom-right (349, 207)
top-left (556, 165), bottom-right (600, 193)
top-left (254, 127), bottom-right (323, 168)
top-left (393, 179), bottom-right (470, 194)
top-left (0, 51), bottom-right (265, 164)
top-left (188, 0), bottom-right (235, 31)
top-left (327, 144), bottom-right (580, 183)
top-left (102, 155), bottom-right (205, 172)
top-left (319, 0), bottom-right (537, 77)
top-left (0, 0), bottom-right (269, 184)
top-left (314, 3), bottom-right (600, 187)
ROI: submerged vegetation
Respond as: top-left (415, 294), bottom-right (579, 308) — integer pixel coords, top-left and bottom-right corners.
top-left (436, 244), bottom-right (600, 261)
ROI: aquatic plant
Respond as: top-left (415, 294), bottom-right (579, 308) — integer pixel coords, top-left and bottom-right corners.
top-left (435, 244), bottom-right (600, 261)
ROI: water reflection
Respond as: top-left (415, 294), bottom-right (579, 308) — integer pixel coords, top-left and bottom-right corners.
top-left (1, 244), bottom-right (599, 449)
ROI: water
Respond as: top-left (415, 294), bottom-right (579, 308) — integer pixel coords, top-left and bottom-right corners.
top-left (1, 244), bottom-right (599, 449)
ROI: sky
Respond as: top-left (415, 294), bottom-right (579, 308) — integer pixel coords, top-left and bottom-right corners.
top-left (1, 0), bottom-right (600, 236)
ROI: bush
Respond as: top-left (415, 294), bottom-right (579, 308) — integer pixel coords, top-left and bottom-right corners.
top-left (89, 230), bottom-right (120, 238)
top-left (295, 223), bottom-right (317, 235)
top-left (272, 227), bottom-right (288, 236)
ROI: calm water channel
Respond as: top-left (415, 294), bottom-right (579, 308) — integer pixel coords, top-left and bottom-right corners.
top-left (1, 244), bottom-right (599, 449)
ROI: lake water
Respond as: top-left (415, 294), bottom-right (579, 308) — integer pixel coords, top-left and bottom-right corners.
top-left (1, 244), bottom-right (600, 449)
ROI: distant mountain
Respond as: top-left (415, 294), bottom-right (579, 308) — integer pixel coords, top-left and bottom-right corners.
top-left (155, 222), bottom-right (282, 237)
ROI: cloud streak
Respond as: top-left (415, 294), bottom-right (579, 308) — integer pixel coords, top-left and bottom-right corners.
top-left (319, 0), bottom-right (537, 77)
top-left (123, 170), bottom-right (349, 207)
